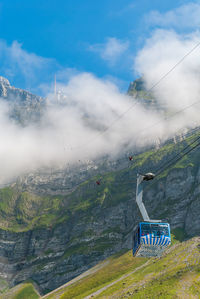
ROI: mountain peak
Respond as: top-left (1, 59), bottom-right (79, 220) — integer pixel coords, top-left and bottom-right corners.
top-left (0, 76), bottom-right (11, 87)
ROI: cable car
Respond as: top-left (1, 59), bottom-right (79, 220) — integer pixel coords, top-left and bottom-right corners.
top-left (133, 173), bottom-right (171, 257)
top-left (133, 222), bottom-right (171, 257)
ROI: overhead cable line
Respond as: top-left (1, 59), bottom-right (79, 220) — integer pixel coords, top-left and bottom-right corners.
top-left (155, 133), bottom-right (200, 176)
top-left (159, 140), bottom-right (200, 174)
top-left (114, 124), bottom-right (200, 164)
top-left (111, 126), bottom-right (200, 177)
top-left (144, 40), bottom-right (200, 93)
top-left (144, 136), bottom-right (200, 192)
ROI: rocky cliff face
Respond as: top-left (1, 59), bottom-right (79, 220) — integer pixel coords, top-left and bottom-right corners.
top-left (19, 157), bottom-right (131, 196)
top-left (0, 198), bottom-right (134, 293)
top-left (127, 77), bottom-right (162, 110)
top-left (0, 76), bottom-right (45, 125)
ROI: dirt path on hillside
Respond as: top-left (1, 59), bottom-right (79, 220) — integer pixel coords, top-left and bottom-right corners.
top-left (176, 243), bottom-right (200, 299)
top-left (83, 260), bottom-right (150, 299)
top-left (177, 273), bottom-right (199, 299)
top-left (42, 260), bottom-right (110, 299)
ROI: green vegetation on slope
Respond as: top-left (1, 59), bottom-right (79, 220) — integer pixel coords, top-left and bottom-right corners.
top-left (14, 283), bottom-right (39, 299)
top-left (2, 282), bottom-right (39, 299)
top-left (0, 187), bottom-right (69, 232)
top-left (44, 237), bottom-right (200, 299)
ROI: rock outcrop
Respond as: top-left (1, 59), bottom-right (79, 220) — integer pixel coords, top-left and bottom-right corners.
top-left (0, 76), bottom-right (45, 125)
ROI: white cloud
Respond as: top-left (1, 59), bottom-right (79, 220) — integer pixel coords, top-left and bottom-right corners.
top-left (9, 41), bottom-right (49, 76)
top-left (0, 40), bottom-right (56, 92)
top-left (146, 2), bottom-right (200, 29)
top-left (89, 37), bottom-right (129, 65)
top-left (134, 28), bottom-right (200, 117)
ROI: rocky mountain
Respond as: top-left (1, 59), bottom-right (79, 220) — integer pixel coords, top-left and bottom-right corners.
top-left (127, 77), bottom-right (163, 111)
top-left (0, 76), bottom-right (199, 295)
top-left (0, 76), bottom-right (45, 125)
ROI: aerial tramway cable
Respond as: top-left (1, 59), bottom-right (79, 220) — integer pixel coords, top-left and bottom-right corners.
top-left (144, 136), bottom-right (200, 192)
top-left (106, 125), bottom-right (200, 168)
top-left (156, 139), bottom-right (200, 176)
top-left (155, 133), bottom-right (200, 176)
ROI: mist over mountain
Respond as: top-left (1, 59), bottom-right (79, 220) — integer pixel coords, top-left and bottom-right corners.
top-left (0, 58), bottom-right (200, 188)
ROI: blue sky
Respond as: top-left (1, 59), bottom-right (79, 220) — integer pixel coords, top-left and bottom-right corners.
top-left (0, 0), bottom-right (199, 95)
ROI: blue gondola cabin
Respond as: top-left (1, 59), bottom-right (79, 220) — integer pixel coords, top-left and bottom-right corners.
top-left (133, 222), bottom-right (171, 257)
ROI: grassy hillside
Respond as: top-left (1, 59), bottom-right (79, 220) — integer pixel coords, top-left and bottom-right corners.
top-left (42, 236), bottom-right (200, 299)
top-left (1, 282), bottom-right (39, 299)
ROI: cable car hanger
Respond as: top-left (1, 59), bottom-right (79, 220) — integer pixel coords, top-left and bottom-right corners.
top-left (136, 173), bottom-right (160, 223)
